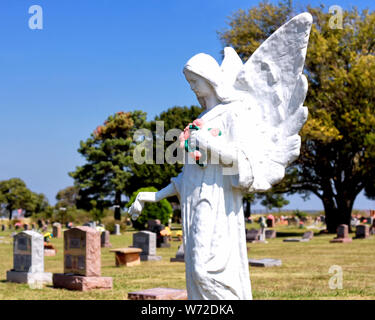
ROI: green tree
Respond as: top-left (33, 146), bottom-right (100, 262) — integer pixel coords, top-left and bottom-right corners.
top-left (129, 105), bottom-right (203, 194)
top-left (70, 111), bottom-right (147, 220)
top-left (0, 178), bottom-right (48, 220)
top-left (260, 193), bottom-right (290, 212)
top-left (55, 186), bottom-right (79, 209)
top-left (126, 187), bottom-right (173, 230)
top-left (219, 1), bottom-right (375, 232)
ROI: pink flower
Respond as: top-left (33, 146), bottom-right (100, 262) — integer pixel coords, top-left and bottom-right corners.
top-left (210, 128), bottom-right (220, 137)
top-left (178, 132), bottom-right (185, 149)
top-left (189, 150), bottom-right (202, 160)
top-left (193, 119), bottom-right (204, 128)
top-left (179, 132), bottom-right (185, 142)
top-left (183, 127), bottom-right (190, 140)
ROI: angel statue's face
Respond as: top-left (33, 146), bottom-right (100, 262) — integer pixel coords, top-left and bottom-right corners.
top-left (184, 71), bottom-right (214, 99)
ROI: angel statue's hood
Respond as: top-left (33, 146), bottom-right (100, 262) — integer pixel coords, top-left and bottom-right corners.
top-left (183, 47), bottom-right (244, 104)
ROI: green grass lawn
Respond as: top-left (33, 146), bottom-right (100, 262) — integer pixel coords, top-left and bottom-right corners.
top-left (0, 225), bottom-right (374, 300)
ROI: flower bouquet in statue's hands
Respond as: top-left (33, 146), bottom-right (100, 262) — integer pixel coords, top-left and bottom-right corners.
top-left (179, 118), bottom-right (222, 167)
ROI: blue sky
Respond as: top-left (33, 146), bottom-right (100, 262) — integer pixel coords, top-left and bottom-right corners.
top-left (1, 0), bottom-right (375, 210)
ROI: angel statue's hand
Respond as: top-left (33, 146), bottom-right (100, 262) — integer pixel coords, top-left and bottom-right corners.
top-left (137, 192), bottom-right (157, 202)
top-left (129, 199), bottom-right (143, 221)
top-left (189, 129), bottom-right (211, 151)
top-left (129, 192), bottom-right (157, 221)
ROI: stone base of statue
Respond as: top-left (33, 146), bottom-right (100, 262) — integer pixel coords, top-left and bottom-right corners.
top-left (53, 273), bottom-right (113, 291)
top-left (6, 270), bottom-right (52, 285)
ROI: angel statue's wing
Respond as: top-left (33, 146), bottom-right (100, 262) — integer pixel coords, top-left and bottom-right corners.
top-left (227, 12), bottom-right (313, 192)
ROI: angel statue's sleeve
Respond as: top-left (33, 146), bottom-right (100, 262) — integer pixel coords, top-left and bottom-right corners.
top-left (231, 12), bottom-right (313, 192)
top-left (170, 166), bottom-right (184, 199)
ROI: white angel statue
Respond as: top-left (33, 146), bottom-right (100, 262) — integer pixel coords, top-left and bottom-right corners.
top-left (129, 13), bottom-right (313, 300)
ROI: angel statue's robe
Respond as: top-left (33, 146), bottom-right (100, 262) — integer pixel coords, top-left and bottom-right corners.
top-left (171, 101), bottom-right (253, 300)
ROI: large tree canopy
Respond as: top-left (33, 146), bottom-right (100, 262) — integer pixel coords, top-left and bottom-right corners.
top-left (0, 178), bottom-right (49, 220)
top-left (55, 185), bottom-right (79, 209)
top-left (70, 111), bottom-right (147, 220)
top-left (219, 1), bottom-right (375, 232)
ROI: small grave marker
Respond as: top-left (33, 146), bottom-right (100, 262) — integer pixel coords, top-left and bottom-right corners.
top-left (170, 244), bottom-right (184, 262)
top-left (354, 224), bottom-right (370, 239)
top-left (330, 224), bottom-right (352, 243)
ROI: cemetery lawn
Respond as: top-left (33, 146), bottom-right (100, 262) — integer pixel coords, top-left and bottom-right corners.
top-left (0, 225), bottom-right (374, 300)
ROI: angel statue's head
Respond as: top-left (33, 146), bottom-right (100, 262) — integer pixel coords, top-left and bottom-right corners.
top-left (183, 47), bottom-right (243, 110)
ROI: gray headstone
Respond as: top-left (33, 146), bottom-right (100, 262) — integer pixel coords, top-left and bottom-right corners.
top-left (101, 230), bottom-right (112, 247)
top-left (133, 231), bottom-right (156, 256)
top-left (265, 229), bottom-right (276, 239)
top-left (114, 224), bottom-right (121, 235)
top-left (132, 231), bottom-right (161, 261)
top-left (355, 224), bottom-right (370, 239)
top-left (52, 222), bottom-right (62, 238)
top-left (302, 231), bottom-right (314, 240)
top-left (175, 244), bottom-right (184, 259)
top-left (246, 229), bottom-right (261, 241)
top-left (13, 231), bottom-right (44, 273)
top-left (337, 224), bottom-right (349, 239)
top-left (83, 221), bottom-right (96, 229)
top-left (170, 244), bottom-right (184, 262)
top-left (248, 258), bottom-right (282, 267)
top-left (147, 219), bottom-right (159, 231)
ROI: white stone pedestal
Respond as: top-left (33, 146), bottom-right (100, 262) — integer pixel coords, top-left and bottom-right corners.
top-left (6, 270), bottom-right (52, 285)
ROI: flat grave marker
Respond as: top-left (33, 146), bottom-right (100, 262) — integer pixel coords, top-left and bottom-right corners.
top-left (248, 258), bottom-right (282, 267)
top-left (128, 287), bottom-right (188, 300)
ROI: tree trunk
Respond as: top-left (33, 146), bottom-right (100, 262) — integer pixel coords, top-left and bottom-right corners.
top-left (323, 194), bottom-right (354, 234)
top-left (114, 191), bottom-right (122, 221)
top-left (8, 206), bottom-right (12, 221)
top-left (243, 198), bottom-right (251, 218)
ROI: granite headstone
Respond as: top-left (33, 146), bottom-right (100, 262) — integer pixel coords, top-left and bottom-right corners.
top-left (6, 231), bottom-right (52, 285)
top-left (132, 231), bottom-right (161, 261)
